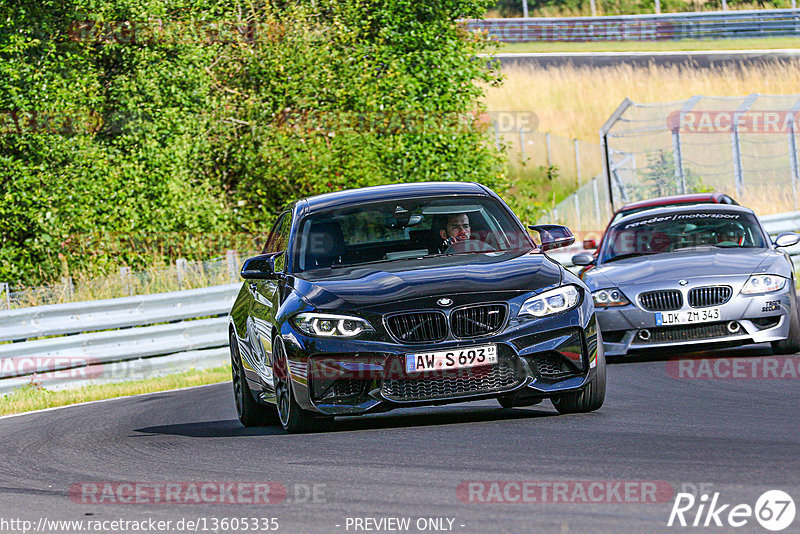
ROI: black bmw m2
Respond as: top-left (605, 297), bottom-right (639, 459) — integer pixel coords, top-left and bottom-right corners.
top-left (229, 182), bottom-right (604, 432)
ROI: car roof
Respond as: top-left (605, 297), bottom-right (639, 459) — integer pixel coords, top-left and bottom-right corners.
top-left (302, 181), bottom-right (490, 212)
top-left (617, 192), bottom-right (732, 213)
top-left (612, 203), bottom-right (756, 228)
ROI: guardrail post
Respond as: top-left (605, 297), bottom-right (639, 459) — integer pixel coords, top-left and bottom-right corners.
top-left (519, 128), bottom-right (526, 159)
top-left (176, 258), bottom-right (188, 288)
top-left (574, 138), bottom-right (581, 187)
top-left (0, 283), bottom-right (9, 310)
top-left (226, 250), bottom-right (239, 282)
top-left (494, 122), bottom-right (501, 151)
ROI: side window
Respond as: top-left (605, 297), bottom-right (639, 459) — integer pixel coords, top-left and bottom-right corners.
top-left (263, 212), bottom-right (291, 254)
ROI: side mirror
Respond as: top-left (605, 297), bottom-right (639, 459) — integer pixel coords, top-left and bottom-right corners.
top-left (241, 253), bottom-right (282, 280)
top-left (583, 239), bottom-right (597, 250)
top-left (774, 232), bottom-right (800, 248)
top-left (572, 253), bottom-right (595, 266)
top-left (528, 224), bottom-right (575, 252)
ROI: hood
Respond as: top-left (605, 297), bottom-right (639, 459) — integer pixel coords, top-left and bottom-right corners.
top-left (291, 250), bottom-right (562, 309)
top-left (587, 248), bottom-right (780, 288)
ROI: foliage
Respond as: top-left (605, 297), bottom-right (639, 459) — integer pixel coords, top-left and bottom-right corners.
top-left (1, 0), bottom-right (504, 286)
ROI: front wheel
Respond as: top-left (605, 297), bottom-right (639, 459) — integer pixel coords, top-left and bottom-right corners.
top-left (231, 331), bottom-right (278, 427)
top-left (273, 336), bottom-right (334, 433)
top-left (552, 337), bottom-right (606, 414)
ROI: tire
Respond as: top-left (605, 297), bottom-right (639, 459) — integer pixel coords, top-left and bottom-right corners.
top-left (272, 336), bottom-right (334, 434)
top-left (231, 331), bottom-right (279, 427)
top-left (552, 335), bottom-right (606, 414)
top-left (772, 290), bottom-right (800, 355)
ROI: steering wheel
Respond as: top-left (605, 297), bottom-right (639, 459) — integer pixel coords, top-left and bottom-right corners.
top-left (444, 239), bottom-right (496, 254)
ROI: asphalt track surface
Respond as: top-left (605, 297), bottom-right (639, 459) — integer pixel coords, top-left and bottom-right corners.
top-left (0, 344), bottom-right (798, 534)
top-left (494, 49), bottom-right (800, 68)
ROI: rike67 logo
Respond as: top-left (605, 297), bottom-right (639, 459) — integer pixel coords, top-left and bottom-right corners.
top-left (668, 490), bottom-right (796, 531)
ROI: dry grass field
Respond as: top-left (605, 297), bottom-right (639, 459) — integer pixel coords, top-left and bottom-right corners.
top-left (484, 60), bottom-right (800, 218)
top-left (483, 60), bottom-right (800, 141)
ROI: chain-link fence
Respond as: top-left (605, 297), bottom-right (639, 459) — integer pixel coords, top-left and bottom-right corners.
top-left (490, 114), bottom-right (605, 230)
top-left (535, 94), bottom-right (800, 237)
top-left (603, 93), bottom-right (800, 214)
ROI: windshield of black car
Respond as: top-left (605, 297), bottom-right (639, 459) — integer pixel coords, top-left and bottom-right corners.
top-left (292, 196), bottom-right (532, 272)
top-left (599, 210), bottom-right (766, 264)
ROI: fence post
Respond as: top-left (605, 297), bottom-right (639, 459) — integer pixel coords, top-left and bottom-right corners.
top-left (0, 283), bottom-right (9, 310)
top-left (671, 128), bottom-right (686, 194)
top-left (522, 0), bottom-right (529, 17)
top-left (226, 250), bottom-right (239, 282)
top-left (789, 114), bottom-right (799, 212)
top-left (120, 267), bottom-right (133, 297)
top-left (574, 138), bottom-right (581, 187)
top-left (655, 0), bottom-right (661, 13)
top-left (60, 277), bottom-right (74, 300)
top-left (494, 122), bottom-right (501, 151)
top-left (590, 0), bottom-right (597, 16)
top-left (176, 258), bottom-right (188, 288)
top-left (573, 194), bottom-right (581, 232)
top-left (545, 133), bottom-right (552, 168)
top-left (519, 128), bottom-right (526, 159)
top-left (592, 177), bottom-right (602, 230)
top-left (732, 94), bottom-right (757, 199)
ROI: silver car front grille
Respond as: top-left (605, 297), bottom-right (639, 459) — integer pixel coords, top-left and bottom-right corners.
top-left (688, 286), bottom-right (732, 308)
top-left (639, 290), bottom-right (683, 311)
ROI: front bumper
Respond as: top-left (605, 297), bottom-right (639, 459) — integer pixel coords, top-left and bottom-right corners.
top-left (278, 302), bottom-right (601, 416)
top-left (597, 285), bottom-right (794, 356)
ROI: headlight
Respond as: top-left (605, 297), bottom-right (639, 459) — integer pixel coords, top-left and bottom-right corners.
top-left (519, 285), bottom-right (580, 318)
top-left (293, 313), bottom-right (375, 337)
top-left (741, 275), bottom-right (787, 295)
top-left (592, 288), bottom-right (630, 307)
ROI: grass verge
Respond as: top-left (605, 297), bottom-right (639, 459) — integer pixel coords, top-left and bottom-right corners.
top-left (0, 365), bottom-right (231, 416)
top-left (488, 37), bottom-right (800, 55)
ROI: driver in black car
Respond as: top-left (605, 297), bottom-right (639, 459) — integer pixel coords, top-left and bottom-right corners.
top-left (440, 213), bottom-right (471, 248)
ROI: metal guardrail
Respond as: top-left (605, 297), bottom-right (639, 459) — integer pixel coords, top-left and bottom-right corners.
top-left (0, 283), bottom-right (240, 343)
top-left (468, 9), bottom-right (800, 42)
top-left (0, 284), bottom-right (240, 393)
